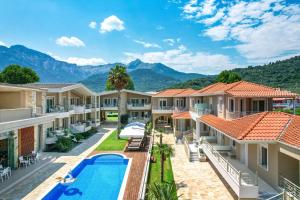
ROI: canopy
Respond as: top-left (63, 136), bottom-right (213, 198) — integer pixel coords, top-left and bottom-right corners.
top-left (119, 122), bottom-right (145, 138)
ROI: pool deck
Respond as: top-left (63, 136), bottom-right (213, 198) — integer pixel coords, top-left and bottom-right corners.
top-left (0, 125), bottom-right (114, 200)
top-left (89, 137), bottom-right (150, 200)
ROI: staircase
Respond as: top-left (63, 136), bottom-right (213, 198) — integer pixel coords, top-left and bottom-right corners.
top-left (189, 150), bottom-right (198, 162)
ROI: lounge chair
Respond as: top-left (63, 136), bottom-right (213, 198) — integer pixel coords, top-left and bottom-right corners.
top-left (72, 138), bottom-right (84, 143)
top-left (19, 156), bottom-right (30, 168)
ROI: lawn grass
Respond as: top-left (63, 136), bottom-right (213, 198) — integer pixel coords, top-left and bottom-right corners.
top-left (96, 130), bottom-right (128, 151)
top-left (275, 107), bottom-right (300, 115)
top-left (106, 116), bottom-right (118, 121)
top-left (148, 146), bottom-right (175, 184)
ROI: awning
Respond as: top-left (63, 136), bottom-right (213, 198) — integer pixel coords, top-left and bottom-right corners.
top-left (119, 122), bottom-right (145, 138)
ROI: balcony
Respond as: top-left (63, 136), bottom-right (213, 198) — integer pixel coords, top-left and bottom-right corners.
top-left (152, 106), bottom-right (174, 114)
top-left (101, 104), bottom-right (118, 111)
top-left (174, 106), bottom-right (188, 113)
top-left (71, 121), bottom-right (92, 133)
top-left (225, 111), bottom-right (261, 119)
top-left (0, 108), bottom-right (32, 123)
top-left (190, 103), bottom-right (212, 118)
top-left (85, 104), bottom-right (92, 113)
top-left (128, 117), bottom-right (151, 123)
top-left (74, 105), bottom-right (85, 114)
top-left (127, 103), bottom-right (151, 110)
top-left (46, 105), bottom-right (74, 118)
top-left (201, 140), bottom-right (259, 199)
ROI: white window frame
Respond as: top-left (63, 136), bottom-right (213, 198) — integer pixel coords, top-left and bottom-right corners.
top-left (159, 98), bottom-right (167, 108)
top-left (228, 97), bottom-right (235, 113)
top-left (258, 143), bottom-right (269, 171)
top-left (252, 98), bottom-right (266, 112)
top-left (218, 96), bottom-right (223, 113)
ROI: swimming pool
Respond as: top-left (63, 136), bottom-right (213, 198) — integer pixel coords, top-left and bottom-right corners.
top-left (42, 154), bottom-right (131, 200)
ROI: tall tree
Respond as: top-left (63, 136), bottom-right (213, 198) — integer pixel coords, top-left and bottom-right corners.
top-left (0, 64), bottom-right (39, 84)
top-left (155, 143), bottom-right (173, 182)
top-left (216, 70), bottom-right (242, 83)
top-left (107, 65), bottom-right (130, 137)
top-left (105, 76), bottom-right (134, 91)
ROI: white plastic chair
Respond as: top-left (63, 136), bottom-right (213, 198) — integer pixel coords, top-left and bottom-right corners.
top-left (19, 156), bottom-right (29, 168)
top-left (0, 168), bottom-right (9, 182)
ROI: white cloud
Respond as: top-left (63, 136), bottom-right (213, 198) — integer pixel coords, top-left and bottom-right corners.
top-left (183, 0), bottom-right (300, 62)
top-left (124, 45), bottom-right (238, 74)
top-left (56, 36), bottom-right (85, 47)
top-left (134, 40), bottom-right (161, 48)
top-left (100, 15), bottom-right (125, 33)
top-left (89, 21), bottom-right (97, 29)
top-left (163, 38), bottom-right (181, 46)
top-left (0, 40), bottom-right (7, 47)
top-left (183, 0), bottom-right (217, 19)
top-left (66, 57), bottom-right (106, 65)
top-left (156, 25), bottom-right (165, 30)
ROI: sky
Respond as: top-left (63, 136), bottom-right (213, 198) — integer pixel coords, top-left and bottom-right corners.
top-left (0, 0), bottom-right (300, 75)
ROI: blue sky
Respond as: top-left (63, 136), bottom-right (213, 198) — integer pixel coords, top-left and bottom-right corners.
top-left (0, 0), bottom-right (300, 74)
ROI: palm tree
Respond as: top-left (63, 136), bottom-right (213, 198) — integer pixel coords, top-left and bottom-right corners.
top-left (147, 182), bottom-right (181, 200)
top-left (107, 65), bottom-right (130, 138)
top-left (155, 143), bottom-right (173, 182)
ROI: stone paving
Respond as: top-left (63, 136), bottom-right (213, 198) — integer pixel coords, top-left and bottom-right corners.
top-left (153, 131), bottom-right (237, 200)
top-left (0, 125), bottom-right (115, 200)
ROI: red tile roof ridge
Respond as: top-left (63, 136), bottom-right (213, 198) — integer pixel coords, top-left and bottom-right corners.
top-left (197, 82), bottom-right (224, 93)
top-left (223, 81), bottom-right (243, 92)
top-left (276, 116), bottom-right (294, 141)
top-left (238, 112), bottom-right (269, 140)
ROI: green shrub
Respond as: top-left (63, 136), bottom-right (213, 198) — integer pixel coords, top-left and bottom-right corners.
top-left (54, 137), bottom-right (73, 152)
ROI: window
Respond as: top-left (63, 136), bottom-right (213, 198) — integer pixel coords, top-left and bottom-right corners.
top-left (240, 99), bottom-right (244, 112)
top-left (159, 99), bottom-right (167, 108)
top-left (228, 98), bottom-right (235, 112)
top-left (259, 145), bottom-right (268, 170)
top-left (218, 97), bottom-right (223, 112)
top-left (253, 100), bottom-right (265, 112)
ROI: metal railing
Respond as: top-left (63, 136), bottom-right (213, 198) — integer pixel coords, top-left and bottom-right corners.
top-left (138, 136), bottom-right (153, 200)
top-left (127, 103), bottom-right (151, 107)
top-left (46, 105), bottom-right (73, 113)
top-left (279, 176), bottom-right (300, 199)
top-left (152, 106), bottom-right (174, 110)
top-left (226, 111), bottom-right (262, 119)
top-left (202, 140), bottom-right (258, 186)
top-left (101, 103), bottom-right (118, 107)
top-left (266, 192), bottom-right (285, 200)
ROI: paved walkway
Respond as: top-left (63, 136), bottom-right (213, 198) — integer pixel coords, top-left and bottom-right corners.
top-left (152, 131), bottom-right (238, 200)
top-left (172, 143), bottom-right (237, 200)
top-left (0, 125), bottom-right (114, 200)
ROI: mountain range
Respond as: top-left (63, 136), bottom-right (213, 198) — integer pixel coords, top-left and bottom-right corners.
top-left (169, 56), bottom-right (300, 94)
top-left (0, 45), bottom-right (206, 91)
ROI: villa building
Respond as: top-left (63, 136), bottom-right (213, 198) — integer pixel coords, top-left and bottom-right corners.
top-left (28, 83), bottom-right (101, 146)
top-left (156, 81), bottom-right (299, 199)
top-left (0, 84), bottom-right (55, 169)
top-left (99, 89), bottom-right (152, 123)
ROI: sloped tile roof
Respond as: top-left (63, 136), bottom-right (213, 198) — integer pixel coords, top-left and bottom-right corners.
top-left (193, 81), bottom-right (297, 98)
top-left (279, 115), bottom-right (300, 149)
top-left (154, 88), bottom-right (196, 97)
top-left (200, 112), bottom-right (293, 142)
top-left (172, 111), bottom-right (191, 119)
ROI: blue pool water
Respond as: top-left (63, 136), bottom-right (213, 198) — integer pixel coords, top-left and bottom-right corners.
top-left (43, 154), bottom-right (129, 200)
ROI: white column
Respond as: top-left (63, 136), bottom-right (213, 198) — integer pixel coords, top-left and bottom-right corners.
top-left (41, 92), bottom-right (46, 114)
top-left (31, 91), bottom-right (37, 116)
top-left (245, 143), bottom-right (249, 167)
top-left (196, 121), bottom-right (200, 140)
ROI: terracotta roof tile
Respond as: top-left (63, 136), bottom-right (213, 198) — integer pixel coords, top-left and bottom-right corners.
top-left (154, 88), bottom-right (195, 97)
top-left (200, 112), bottom-right (293, 142)
top-left (194, 81), bottom-right (297, 98)
top-left (172, 111), bottom-right (191, 119)
top-left (280, 115), bottom-right (300, 149)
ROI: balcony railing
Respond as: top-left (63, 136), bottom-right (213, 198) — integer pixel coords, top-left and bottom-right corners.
top-left (46, 105), bottom-right (74, 113)
top-left (279, 176), bottom-right (300, 199)
top-left (226, 111), bottom-right (262, 119)
top-left (201, 140), bottom-right (259, 195)
top-left (152, 106), bottom-right (173, 110)
top-left (0, 108), bottom-right (33, 122)
top-left (127, 103), bottom-right (151, 109)
top-left (101, 104), bottom-right (118, 107)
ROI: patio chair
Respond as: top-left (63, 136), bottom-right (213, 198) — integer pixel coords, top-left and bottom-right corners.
top-left (0, 168), bottom-right (9, 182)
top-left (31, 152), bottom-right (40, 164)
top-left (19, 156), bottom-right (30, 168)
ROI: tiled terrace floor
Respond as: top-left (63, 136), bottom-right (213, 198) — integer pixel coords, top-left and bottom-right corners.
top-left (172, 143), bottom-right (238, 200)
top-left (0, 125), bottom-right (114, 200)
